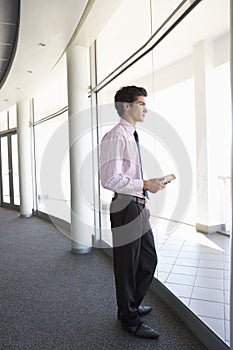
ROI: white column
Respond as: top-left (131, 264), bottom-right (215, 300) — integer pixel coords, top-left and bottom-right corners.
top-left (17, 99), bottom-right (33, 217)
top-left (194, 40), bottom-right (223, 233)
top-left (66, 44), bottom-right (92, 254)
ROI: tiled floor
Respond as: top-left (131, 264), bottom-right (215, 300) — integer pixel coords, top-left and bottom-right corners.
top-left (154, 219), bottom-right (231, 346)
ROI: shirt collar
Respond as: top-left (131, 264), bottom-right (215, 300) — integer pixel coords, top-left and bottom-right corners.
top-left (119, 118), bottom-right (135, 136)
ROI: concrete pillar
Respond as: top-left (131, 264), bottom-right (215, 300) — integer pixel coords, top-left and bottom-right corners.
top-left (16, 99), bottom-right (33, 217)
top-left (194, 40), bottom-right (223, 233)
top-left (66, 44), bottom-right (92, 254)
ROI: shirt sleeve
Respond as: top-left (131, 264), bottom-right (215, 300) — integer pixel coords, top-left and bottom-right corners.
top-left (99, 134), bottom-right (143, 195)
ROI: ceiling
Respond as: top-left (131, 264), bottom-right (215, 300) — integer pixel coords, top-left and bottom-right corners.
top-left (0, 0), bottom-right (20, 89)
top-left (0, 0), bottom-right (230, 113)
top-left (0, 0), bottom-right (89, 113)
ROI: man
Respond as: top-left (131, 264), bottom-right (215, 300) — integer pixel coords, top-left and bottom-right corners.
top-left (100, 85), bottom-right (165, 339)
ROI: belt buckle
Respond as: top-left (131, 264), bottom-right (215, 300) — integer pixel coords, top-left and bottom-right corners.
top-left (136, 197), bottom-right (145, 205)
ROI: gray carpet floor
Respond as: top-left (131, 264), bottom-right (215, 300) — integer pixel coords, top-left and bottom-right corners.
top-left (0, 207), bottom-right (207, 350)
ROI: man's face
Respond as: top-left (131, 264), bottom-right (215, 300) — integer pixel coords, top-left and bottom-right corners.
top-left (127, 96), bottom-right (148, 124)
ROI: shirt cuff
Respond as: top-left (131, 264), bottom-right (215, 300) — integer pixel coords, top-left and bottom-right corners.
top-left (132, 179), bottom-right (144, 193)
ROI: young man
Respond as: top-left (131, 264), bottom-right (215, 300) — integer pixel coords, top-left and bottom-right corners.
top-left (100, 86), bottom-right (165, 339)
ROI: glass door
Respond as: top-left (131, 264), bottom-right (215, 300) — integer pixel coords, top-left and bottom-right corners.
top-left (0, 132), bottom-right (20, 208)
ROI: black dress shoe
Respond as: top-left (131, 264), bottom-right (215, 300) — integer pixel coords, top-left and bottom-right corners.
top-left (122, 322), bottom-right (160, 339)
top-left (138, 305), bottom-right (152, 317)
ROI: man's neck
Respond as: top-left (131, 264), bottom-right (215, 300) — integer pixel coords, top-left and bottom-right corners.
top-left (121, 115), bottom-right (136, 127)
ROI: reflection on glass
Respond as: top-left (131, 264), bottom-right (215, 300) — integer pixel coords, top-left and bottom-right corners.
top-left (152, 0), bottom-right (186, 32)
top-left (95, 0), bottom-right (230, 345)
top-left (8, 105), bottom-right (17, 129)
top-left (96, 0), bottom-right (151, 83)
top-left (0, 111), bottom-right (8, 132)
top-left (1, 137), bottom-right (10, 203)
top-left (11, 134), bottom-right (20, 205)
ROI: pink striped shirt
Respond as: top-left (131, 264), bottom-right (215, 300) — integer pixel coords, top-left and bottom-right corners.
top-left (100, 118), bottom-right (144, 198)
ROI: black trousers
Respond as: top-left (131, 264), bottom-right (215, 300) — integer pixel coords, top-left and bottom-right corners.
top-left (110, 195), bottom-right (157, 326)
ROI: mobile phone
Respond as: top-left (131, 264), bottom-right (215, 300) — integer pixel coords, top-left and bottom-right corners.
top-left (161, 174), bottom-right (176, 185)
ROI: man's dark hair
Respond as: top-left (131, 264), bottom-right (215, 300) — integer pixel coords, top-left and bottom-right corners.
top-left (114, 85), bottom-right (147, 117)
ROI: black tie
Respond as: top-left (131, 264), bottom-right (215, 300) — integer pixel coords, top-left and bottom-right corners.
top-left (134, 130), bottom-right (149, 199)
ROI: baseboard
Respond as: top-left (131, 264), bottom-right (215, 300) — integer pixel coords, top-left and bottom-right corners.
top-left (35, 210), bottom-right (71, 236)
top-left (196, 223), bottom-right (224, 234)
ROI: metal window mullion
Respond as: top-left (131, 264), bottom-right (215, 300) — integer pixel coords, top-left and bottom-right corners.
top-left (7, 135), bottom-right (14, 204)
top-left (90, 40), bottom-right (102, 243)
top-left (92, 0), bottom-right (202, 93)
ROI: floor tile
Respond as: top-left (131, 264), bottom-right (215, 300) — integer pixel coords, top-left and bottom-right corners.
top-left (178, 251), bottom-right (201, 259)
top-left (198, 259), bottom-right (224, 269)
top-left (180, 297), bottom-right (190, 307)
top-left (224, 262), bottom-right (231, 270)
top-left (195, 276), bottom-right (224, 290)
top-left (224, 278), bottom-right (231, 291)
top-left (224, 290), bottom-right (230, 304)
top-left (192, 286), bottom-right (224, 303)
top-left (157, 263), bottom-right (173, 273)
top-left (159, 250), bottom-right (180, 258)
top-left (200, 316), bottom-right (225, 340)
top-left (171, 265), bottom-right (197, 276)
top-left (224, 269), bottom-right (231, 279)
top-left (224, 255), bottom-right (231, 263)
top-left (190, 299), bottom-right (225, 319)
top-left (157, 271), bottom-right (169, 282)
top-left (225, 320), bottom-right (230, 343)
top-left (158, 256), bottom-right (177, 265)
top-left (200, 253), bottom-right (224, 261)
top-left (165, 282), bottom-right (193, 298)
top-left (225, 304), bottom-right (230, 321)
top-left (156, 219), bottom-right (231, 344)
top-left (196, 267), bottom-right (223, 279)
top-left (199, 246), bottom-right (224, 254)
top-left (167, 273), bottom-right (196, 286)
top-left (176, 257), bottom-right (200, 267)
top-left (180, 245), bottom-right (202, 253)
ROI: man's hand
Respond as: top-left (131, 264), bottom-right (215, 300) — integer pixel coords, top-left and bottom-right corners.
top-left (144, 178), bottom-right (166, 193)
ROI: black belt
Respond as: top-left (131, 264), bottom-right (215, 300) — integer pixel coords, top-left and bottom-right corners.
top-left (113, 193), bottom-right (146, 205)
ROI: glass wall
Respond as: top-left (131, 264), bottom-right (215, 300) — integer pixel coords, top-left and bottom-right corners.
top-left (32, 55), bottom-right (71, 224)
top-left (34, 112), bottom-right (70, 223)
top-left (96, 0), bottom-right (152, 84)
top-left (0, 111), bottom-right (8, 132)
top-left (1, 136), bottom-right (10, 203)
top-left (0, 104), bottom-right (19, 208)
top-left (94, 0), bottom-right (231, 345)
top-left (11, 134), bottom-right (20, 205)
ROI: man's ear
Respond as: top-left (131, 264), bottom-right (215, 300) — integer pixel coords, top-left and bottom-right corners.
top-left (123, 102), bottom-right (130, 111)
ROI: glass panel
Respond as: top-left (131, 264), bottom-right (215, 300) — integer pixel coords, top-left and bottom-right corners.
top-left (34, 112), bottom-right (71, 223)
top-left (96, 0), bottom-right (151, 83)
top-left (0, 111), bottom-right (8, 132)
top-left (33, 56), bottom-right (68, 122)
top-left (1, 137), bottom-right (10, 203)
top-left (151, 0), bottom-right (187, 32)
top-left (11, 134), bottom-right (20, 205)
top-left (8, 105), bottom-right (17, 129)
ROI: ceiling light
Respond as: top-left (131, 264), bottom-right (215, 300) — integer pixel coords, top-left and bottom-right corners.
top-left (39, 43), bottom-right (46, 47)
